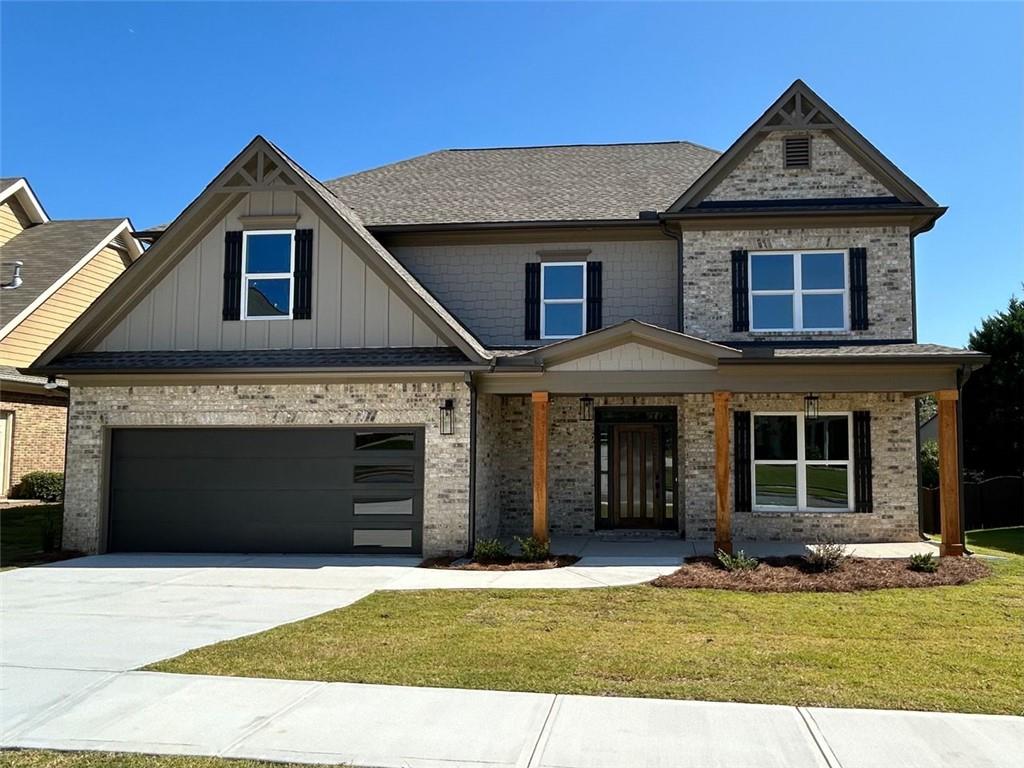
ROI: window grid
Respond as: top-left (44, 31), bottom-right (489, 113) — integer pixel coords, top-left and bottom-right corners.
top-left (749, 250), bottom-right (849, 332)
top-left (242, 229), bottom-right (295, 320)
top-left (751, 412), bottom-right (854, 512)
top-left (540, 261), bottom-right (587, 339)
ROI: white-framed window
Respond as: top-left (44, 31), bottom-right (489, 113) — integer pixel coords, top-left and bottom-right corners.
top-left (541, 261), bottom-right (586, 339)
top-left (242, 230), bottom-right (294, 320)
top-left (752, 412), bottom-right (853, 512)
top-left (749, 250), bottom-right (848, 332)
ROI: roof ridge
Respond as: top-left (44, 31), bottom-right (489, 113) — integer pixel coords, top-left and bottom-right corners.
top-left (443, 140), bottom-right (717, 152)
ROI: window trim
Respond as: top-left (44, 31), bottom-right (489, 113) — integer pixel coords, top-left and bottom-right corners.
top-left (241, 229), bottom-right (295, 321)
top-left (751, 411), bottom-right (854, 512)
top-left (749, 250), bottom-right (849, 333)
top-left (540, 261), bottom-right (587, 339)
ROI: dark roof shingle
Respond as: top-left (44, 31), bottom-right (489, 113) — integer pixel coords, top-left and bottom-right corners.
top-left (325, 142), bottom-right (721, 226)
top-left (0, 219), bottom-right (125, 328)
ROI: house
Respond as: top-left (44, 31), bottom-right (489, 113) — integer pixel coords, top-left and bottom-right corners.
top-left (0, 178), bottom-right (142, 497)
top-left (31, 80), bottom-right (985, 558)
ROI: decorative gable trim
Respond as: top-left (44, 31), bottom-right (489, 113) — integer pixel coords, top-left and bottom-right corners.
top-left (667, 80), bottom-right (939, 211)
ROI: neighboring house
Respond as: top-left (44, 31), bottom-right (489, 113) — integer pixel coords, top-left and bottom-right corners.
top-left (919, 413), bottom-right (938, 444)
top-left (0, 178), bottom-right (142, 497)
top-left (32, 80), bottom-right (984, 557)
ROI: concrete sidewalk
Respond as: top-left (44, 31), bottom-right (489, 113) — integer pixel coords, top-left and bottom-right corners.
top-left (3, 671), bottom-right (1021, 768)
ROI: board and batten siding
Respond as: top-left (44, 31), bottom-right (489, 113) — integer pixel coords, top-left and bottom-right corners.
top-left (0, 244), bottom-right (130, 367)
top-left (0, 198), bottom-right (31, 248)
top-left (97, 191), bottom-right (442, 352)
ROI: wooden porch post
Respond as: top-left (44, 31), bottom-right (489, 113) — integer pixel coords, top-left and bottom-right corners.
top-left (714, 391), bottom-right (732, 555)
top-left (532, 391), bottom-right (549, 544)
top-left (937, 389), bottom-right (964, 557)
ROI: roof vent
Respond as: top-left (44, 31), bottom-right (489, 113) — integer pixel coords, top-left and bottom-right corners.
top-left (784, 136), bottom-right (811, 169)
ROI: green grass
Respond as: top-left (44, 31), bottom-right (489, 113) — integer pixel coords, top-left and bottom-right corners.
top-left (0, 751), bottom-right (337, 767)
top-left (152, 537), bottom-right (1024, 716)
top-left (0, 504), bottom-right (64, 569)
top-left (927, 526), bottom-right (1024, 556)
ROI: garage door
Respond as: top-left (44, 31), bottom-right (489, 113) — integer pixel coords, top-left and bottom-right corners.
top-left (107, 427), bottom-right (424, 554)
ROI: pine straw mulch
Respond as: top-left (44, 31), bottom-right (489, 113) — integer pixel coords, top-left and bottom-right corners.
top-left (651, 555), bottom-right (991, 592)
top-left (420, 555), bottom-right (580, 571)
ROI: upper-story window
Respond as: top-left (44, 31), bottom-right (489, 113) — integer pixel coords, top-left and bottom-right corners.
top-left (243, 230), bottom-right (294, 319)
top-left (750, 251), bottom-right (847, 332)
top-left (541, 262), bottom-right (586, 339)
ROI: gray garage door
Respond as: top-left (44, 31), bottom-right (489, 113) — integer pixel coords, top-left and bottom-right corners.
top-left (107, 427), bottom-right (424, 554)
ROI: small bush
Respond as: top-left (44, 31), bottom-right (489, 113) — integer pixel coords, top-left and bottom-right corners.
top-left (14, 471), bottom-right (64, 502)
top-left (806, 541), bottom-right (847, 573)
top-left (473, 538), bottom-right (508, 562)
top-left (716, 549), bottom-right (759, 572)
top-left (909, 552), bottom-right (939, 573)
top-left (920, 440), bottom-right (939, 487)
top-left (514, 535), bottom-right (550, 562)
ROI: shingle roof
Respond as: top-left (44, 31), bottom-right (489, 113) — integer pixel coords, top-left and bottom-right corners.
top-left (0, 219), bottom-right (125, 328)
top-left (43, 347), bottom-right (478, 372)
top-left (770, 343), bottom-right (979, 358)
top-left (325, 142), bottom-right (721, 226)
top-left (0, 177), bottom-right (24, 194)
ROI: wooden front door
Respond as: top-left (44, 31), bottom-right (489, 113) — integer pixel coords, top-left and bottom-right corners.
top-left (611, 425), bottom-right (665, 528)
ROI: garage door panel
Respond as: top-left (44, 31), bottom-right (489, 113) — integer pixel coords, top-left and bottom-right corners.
top-left (107, 427), bottom-right (425, 554)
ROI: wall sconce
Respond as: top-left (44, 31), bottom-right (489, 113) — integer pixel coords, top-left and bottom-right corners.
top-left (439, 398), bottom-right (455, 435)
top-left (43, 375), bottom-right (59, 391)
top-left (578, 394), bottom-right (594, 422)
top-left (804, 393), bottom-right (819, 420)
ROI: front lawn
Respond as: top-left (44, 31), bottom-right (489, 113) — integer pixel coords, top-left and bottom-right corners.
top-left (151, 539), bottom-right (1024, 715)
top-left (0, 504), bottom-right (65, 569)
top-left (0, 750), bottom-right (335, 767)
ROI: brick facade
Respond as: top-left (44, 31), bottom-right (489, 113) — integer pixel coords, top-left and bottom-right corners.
top-left (63, 381), bottom-right (471, 556)
top-left (1, 392), bottom-right (67, 497)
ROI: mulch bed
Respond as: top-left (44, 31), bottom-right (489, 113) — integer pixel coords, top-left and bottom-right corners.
top-left (420, 555), bottom-right (580, 571)
top-left (651, 555), bottom-right (990, 592)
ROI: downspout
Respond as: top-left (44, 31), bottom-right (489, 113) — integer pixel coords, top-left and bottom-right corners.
top-left (466, 371), bottom-right (477, 558)
top-left (909, 237), bottom-right (919, 343)
top-left (660, 221), bottom-right (684, 332)
top-left (915, 397), bottom-right (924, 537)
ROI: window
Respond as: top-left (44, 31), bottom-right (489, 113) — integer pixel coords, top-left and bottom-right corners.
top-left (242, 230), bottom-right (294, 319)
top-left (354, 432), bottom-right (416, 451)
top-left (752, 413), bottom-right (852, 511)
top-left (541, 262), bottom-right (586, 338)
top-left (353, 465), bottom-right (415, 484)
top-left (750, 251), bottom-right (847, 332)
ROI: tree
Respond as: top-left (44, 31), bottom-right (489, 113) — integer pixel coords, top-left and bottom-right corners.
top-left (962, 289), bottom-right (1024, 478)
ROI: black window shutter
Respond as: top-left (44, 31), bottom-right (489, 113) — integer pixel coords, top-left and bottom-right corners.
top-left (849, 247), bottom-right (869, 330)
top-left (734, 410), bottom-right (752, 512)
top-left (853, 411), bottom-right (873, 513)
top-left (586, 261), bottom-right (602, 333)
top-left (222, 230), bottom-right (243, 321)
top-left (525, 262), bottom-right (541, 340)
top-left (731, 249), bottom-right (749, 332)
top-left (293, 229), bottom-right (314, 320)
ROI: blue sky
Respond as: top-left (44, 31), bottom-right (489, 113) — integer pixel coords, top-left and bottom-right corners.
top-left (2, 2), bottom-right (1021, 346)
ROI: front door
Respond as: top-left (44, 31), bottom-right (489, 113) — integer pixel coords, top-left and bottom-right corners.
top-left (611, 425), bottom-right (664, 528)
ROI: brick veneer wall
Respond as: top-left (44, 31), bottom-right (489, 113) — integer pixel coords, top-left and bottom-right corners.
top-left (487, 391), bottom-right (918, 543)
top-left (1, 392), bottom-right (67, 497)
top-left (63, 381), bottom-right (471, 556)
top-left (682, 225), bottom-right (914, 342)
top-left (704, 131), bottom-right (891, 201)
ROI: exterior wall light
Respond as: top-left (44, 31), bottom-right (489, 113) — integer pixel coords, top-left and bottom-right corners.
top-left (439, 398), bottom-right (455, 435)
top-left (579, 394), bottom-right (594, 422)
top-left (43, 375), bottom-right (59, 391)
top-left (804, 393), bottom-right (820, 420)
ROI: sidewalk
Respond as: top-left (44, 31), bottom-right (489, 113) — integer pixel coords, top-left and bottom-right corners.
top-left (3, 669), bottom-right (1021, 768)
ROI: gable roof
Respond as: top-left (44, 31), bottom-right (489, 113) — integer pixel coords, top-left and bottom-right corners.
top-left (0, 177), bottom-right (49, 223)
top-left (32, 136), bottom-right (491, 370)
top-left (325, 142), bottom-right (721, 226)
top-left (0, 218), bottom-right (140, 334)
top-left (668, 80), bottom-right (939, 212)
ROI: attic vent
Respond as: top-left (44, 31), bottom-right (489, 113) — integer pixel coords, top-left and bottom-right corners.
top-left (784, 136), bottom-right (811, 168)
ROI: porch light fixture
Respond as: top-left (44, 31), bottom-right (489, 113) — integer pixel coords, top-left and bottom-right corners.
top-left (804, 393), bottom-right (819, 420)
top-left (43, 375), bottom-right (59, 391)
top-left (578, 394), bottom-right (594, 422)
top-left (439, 398), bottom-right (455, 435)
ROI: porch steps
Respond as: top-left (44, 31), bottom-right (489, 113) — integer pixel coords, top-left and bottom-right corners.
top-left (594, 529), bottom-right (682, 542)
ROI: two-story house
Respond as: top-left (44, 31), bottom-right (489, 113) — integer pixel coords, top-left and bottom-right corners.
top-left (31, 81), bottom-right (984, 558)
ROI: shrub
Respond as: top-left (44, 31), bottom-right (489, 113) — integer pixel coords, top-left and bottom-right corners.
top-left (806, 541), bottom-right (847, 573)
top-left (514, 535), bottom-right (550, 562)
top-left (14, 471), bottom-right (64, 502)
top-left (473, 538), bottom-right (508, 562)
top-left (920, 440), bottom-right (939, 488)
top-left (909, 552), bottom-right (939, 573)
top-left (716, 549), bottom-right (759, 572)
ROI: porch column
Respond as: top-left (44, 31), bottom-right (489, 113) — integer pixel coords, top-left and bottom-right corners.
top-left (937, 389), bottom-right (964, 557)
top-left (532, 391), bottom-right (549, 544)
top-left (714, 391), bottom-right (732, 555)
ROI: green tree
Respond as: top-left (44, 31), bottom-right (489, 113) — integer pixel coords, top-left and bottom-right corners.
top-left (963, 289), bottom-right (1024, 477)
